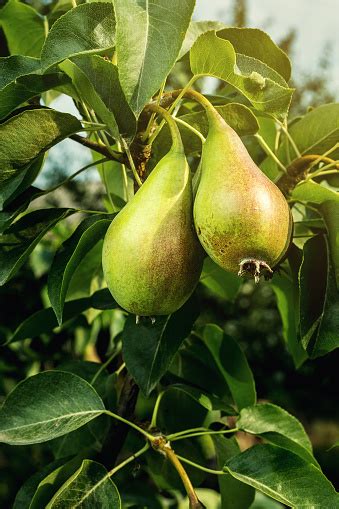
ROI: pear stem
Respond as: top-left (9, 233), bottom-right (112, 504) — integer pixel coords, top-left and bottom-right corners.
top-left (152, 437), bottom-right (205, 508)
top-left (142, 79), bottom-right (167, 142)
top-left (255, 134), bottom-right (287, 173)
top-left (145, 103), bottom-right (184, 153)
top-left (121, 138), bottom-right (143, 187)
top-left (174, 117), bottom-right (206, 144)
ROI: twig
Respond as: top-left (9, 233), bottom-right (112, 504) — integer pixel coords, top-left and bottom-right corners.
top-left (98, 373), bottom-right (140, 469)
top-left (70, 134), bottom-right (127, 166)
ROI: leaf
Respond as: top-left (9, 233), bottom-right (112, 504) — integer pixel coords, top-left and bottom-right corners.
top-left (225, 444), bottom-right (339, 508)
top-left (46, 460), bottom-right (121, 508)
top-left (292, 181), bottom-right (339, 287)
top-left (66, 241), bottom-right (103, 300)
top-left (29, 455), bottom-right (85, 509)
top-left (190, 31), bottom-right (293, 120)
top-left (41, 2), bottom-right (116, 71)
top-left (179, 20), bottom-right (226, 59)
top-left (0, 108), bottom-right (82, 186)
top-left (212, 435), bottom-right (255, 509)
top-left (236, 403), bottom-right (318, 466)
top-left (320, 200), bottom-right (339, 288)
top-left (271, 272), bottom-right (307, 368)
top-left (169, 339), bottom-right (233, 402)
top-left (0, 55), bottom-right (70, 119)
top-left (200, 257), bottom-right (242, 302)
top-left (60, 55), bottom-right (136, 140)
top-left (217, 28), bottom-right (291, 81)
top-left (49, 415), bottom-right (109, 459)
top-left (0, 55), bottom-right (41, 87)
top-left (299, 234), bottom-right (339, 357)
top-left (0, 0), bottom-right (45, 57)
top-left (123, 295), bottom-right (200, 395)
top-left (13, 458), bottom-right (66, 509)
top-left (279, 103), bottom-right (339, 163)
top-left (0, 371), bottom-right (105, 445)
top-left (0, 155), bottom-right (44, 211)
top-left (202, 324), bottom-right (256, 410)
top-left (6, 289), bottom-right (117, 345)
top-left (0, 208), bottom-right (75, 286)
top-left (166, 384), bottom-right (236, 414)
top-left (48, 214), bottom-right (112, 324)
top-left (56, 360), bottom-right (109, 398)
top-left (114, 0), bottom-right (195, 114)
top-left (250, 492), bottom-right (285, 508)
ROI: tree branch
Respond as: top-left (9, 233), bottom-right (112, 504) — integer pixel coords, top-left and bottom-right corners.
top-left (70, 134), bottom-right (129, 166)
top-left (98, 372), bottom-right (140, 469)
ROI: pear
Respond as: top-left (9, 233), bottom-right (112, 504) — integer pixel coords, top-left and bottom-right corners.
top-left (102, 112), bottom-right (204, 316)
top-left (193, 99), bottom-right (292, 282)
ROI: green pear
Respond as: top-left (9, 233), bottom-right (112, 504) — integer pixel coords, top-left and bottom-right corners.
top-left (194, 102), bottom-right (292, 281)
top-left (102, 124), bottom-right (204, 316)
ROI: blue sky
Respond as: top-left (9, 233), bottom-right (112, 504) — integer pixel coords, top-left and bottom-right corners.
top-left (194, 0), bottom-right (339, 94)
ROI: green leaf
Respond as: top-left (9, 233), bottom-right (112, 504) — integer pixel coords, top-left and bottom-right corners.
top-left (169, 339), bottom-right (233, 402)
top-left (0, 208), bottom-right (75, 286)
top-left (166, 384), bottom-right (236, 414)
top-left (0, 155), bottom-right (43, 211)
top-left (49, 415), bottom-right (109, 460)
top-left (321, 200), bottom-right (339, 288)
top-left (225, 444), bottom-right (339, 508)
top-left (200, 257), bottom-right (242, 302)
top-left (46, 460), bottom-right (121, 508)
top-left (66, 241), bottom-right (103, 300)
top-left (123, 296), bottom-right (200, 395)
top-left (179, 20), bottom-right (226, 59)
top-left (48, 361), bottom-right (111, 459)
top-left (114, 0), bottom-right (195, 114)
top-left (299, 234), bottom-right (339, 357)
top-left (0, 108), bottom-right (82, 187)
top-left (190, 31), bottom-right (293, 120)
top-left (29, 455), bottom-right (85, 509)
top-left (250, 492), bottom-right (284, 509)
top-left (236, 403), bottom-right (318, 466)
top-left (271, 272), bottom-right (307, 368)
top-left (0, 371), bottom-right (105, 445)
top-left (0, 55), bottom-right (41, 88)
top-left (292, 181), bottom-right (339, 287)
top-left (0, 0), bottom-right (45, 57)
top-left (60, 55), bottom-right (136, 140)
top-left (212, 435), bottom-right (255, 509)
top-left (13, 459), bottom-right (66, 509)
top-left (0, 55), bottom-right (70, 119)
top-left (279, 103), bottom-right (339, 163)
top-left (56, 360), bottom-right (109, 399)
top-left (41, 2), bottom-right (116, 71)
top-left (48, 214), bottom-right (112, 325)
top-left (6, 289), bottom-right (117, 345)
top-left (217, 28), bottom-right (291, 81)
top-left (202, 324), bottom-right (256, 410)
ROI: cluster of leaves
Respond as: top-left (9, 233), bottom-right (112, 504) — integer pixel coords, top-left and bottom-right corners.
top-left (0, 0), bottom-right (338, 507)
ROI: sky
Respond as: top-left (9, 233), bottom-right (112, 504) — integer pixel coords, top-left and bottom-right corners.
top-left (194, 0), bottom-right (339, 94)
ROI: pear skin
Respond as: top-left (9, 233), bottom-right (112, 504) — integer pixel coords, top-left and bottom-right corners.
top-left (102, 145), bottom-right (204, 316)
top-left (194, 107), bottom-right (292, 281)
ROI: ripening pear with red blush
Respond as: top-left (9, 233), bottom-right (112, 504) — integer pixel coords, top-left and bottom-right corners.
top-left (193, 101), bottom-right (292, 281)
